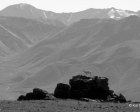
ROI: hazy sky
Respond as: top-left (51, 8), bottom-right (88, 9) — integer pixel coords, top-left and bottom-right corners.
top-left (1, 0), bottom-right (140, 13)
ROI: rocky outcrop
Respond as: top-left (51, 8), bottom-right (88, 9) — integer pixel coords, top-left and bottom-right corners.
top-left (53, 74), bottom-right (127, 103)
top-left (17, 95), bottom-right (27, 101)
top-left (17, 88), bottom-right (55, 101)
top-left (69, 75), bottom-right (110, 100)
top-left (17, 70), bottom-right (127, 103)
top-left (107, 93), bottom-right (127, 103)
top-left (54, 83), bottom-right (70, 99)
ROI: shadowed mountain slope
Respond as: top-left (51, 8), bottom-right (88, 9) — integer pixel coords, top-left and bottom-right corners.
top-left (0, 9), bottom-right (139, 102)
top-left (0, 16), bottom-right (138, 101)
top-left (0, 16), bottom-right (65, 58)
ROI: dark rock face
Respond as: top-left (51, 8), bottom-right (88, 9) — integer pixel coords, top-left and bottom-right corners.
top-left (70, 75), bottom-right (128, 103)
top-left (69, 75), bottom-right (110, 100)
top-left (17, 95), bottom-right (27, 101)
top-left (107, 93), bottom-right (127, 103)
top-left (17, 88), bottom-right (55, 101)
top-left (54, 74), bottom-right (127, 103)
top-left (17, 71), bottom-right (127, 103)
top-left (54, 83), bottom-right (70, 99)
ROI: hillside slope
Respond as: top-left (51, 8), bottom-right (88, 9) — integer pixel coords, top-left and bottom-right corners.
top-left (0, 16), bottom-right (138, 101)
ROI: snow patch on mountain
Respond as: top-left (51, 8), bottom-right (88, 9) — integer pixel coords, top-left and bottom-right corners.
top-left (108, 8), bottom-right (138, 19)
top-left (43, 12), bottom-right (47, 19)
top-left (108, 9), bottom-right (115, 18)
top-left (116, 9), bottom-right (138, 17)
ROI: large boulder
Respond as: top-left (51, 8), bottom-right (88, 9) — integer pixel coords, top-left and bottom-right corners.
top-left (114, 93), bottom-right (127, 103)
top-left (32, 88), bottom-right (48, 100)
top-left (107, 93), bottom-right (127, 103)
top-left (17, 88), bottom-right (55, 101)
top-left (69, 75), bottom-right (110, 100)
top-left (17, 95), bottom-right (27, 101)
top-left (69, 73), bottom-right (127, 103)
top-left (54, 83), bottom-right (70, 99)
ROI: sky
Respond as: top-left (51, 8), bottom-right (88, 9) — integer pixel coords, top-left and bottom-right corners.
top-left (0, 0), bottom-right (140, 13)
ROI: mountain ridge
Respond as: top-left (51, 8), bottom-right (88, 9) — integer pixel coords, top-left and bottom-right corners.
top-left (0, 3), bottom-right (139, 26)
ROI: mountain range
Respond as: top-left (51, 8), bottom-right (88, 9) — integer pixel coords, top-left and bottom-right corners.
top-left (0, 3), bottom-right (139, 101)
top-left (1, 3), bottom-right (140, 25)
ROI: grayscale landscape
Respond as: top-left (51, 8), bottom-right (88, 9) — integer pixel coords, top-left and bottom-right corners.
top-left (0, 2), bottom-right (139, 111)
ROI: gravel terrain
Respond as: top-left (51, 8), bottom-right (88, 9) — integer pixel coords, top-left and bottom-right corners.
top-left (0, 99), bottom-right (139, 112)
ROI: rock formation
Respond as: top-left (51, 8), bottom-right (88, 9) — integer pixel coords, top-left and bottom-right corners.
top-left (108, 93), bottom-right (127, 103)
top-left (17, 88), bottom-right (55, 101)
top-left (17, 70), bottom-right (127, 103)
top-left (54, 83), bottom-right (70, 99)
top-left (69, 75), bottom-right (110, 100)
top-left (54, 74), bottom-right (127, 103)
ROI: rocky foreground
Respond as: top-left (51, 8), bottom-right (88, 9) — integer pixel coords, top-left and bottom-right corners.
top-left (0, 99), bottom-right (139, 112)
top-left (13, 73), bottom-right (140, 112)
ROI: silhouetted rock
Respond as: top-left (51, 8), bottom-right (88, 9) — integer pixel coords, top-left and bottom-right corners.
top-left (69, 75), bottom-right (110, 100)
top-left (17, 71), bottom-right (128, 103)
top-left (17, 88), bottom-right (55, 101)
top-left (117, 93), bottom-right (127, 103)
top-left (107, 93), bottom-right (127, 103)
top-left (54, 83), bottom-right (70, 99)
top-left (108, 90), bottom-right (114, 98)
top-left (17, 95), bottom-right (26, 101)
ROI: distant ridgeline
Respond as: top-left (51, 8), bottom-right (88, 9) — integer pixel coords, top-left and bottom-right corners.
top-left (17, 69), bottom-right (130, 103)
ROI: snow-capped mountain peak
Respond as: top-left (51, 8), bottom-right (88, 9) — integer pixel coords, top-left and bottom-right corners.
top-left (108, 9), bottom-right (116, 18)
top-left (108, 8), bottom-right (138, 19)
top-left (116, 9), bottom-right (138, 17)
